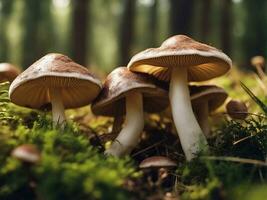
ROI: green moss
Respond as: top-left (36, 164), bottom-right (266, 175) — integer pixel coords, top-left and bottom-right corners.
top-left (0, 83), bottom-right (137, 200)
top-left (2, 78), bottom-right (267, 200)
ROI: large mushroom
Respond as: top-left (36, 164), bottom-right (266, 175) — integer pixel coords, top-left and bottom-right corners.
top-left (128, 35), bottom-right (232, 160)
top-left (190, 85), bottom-right (228, 137)
top-left (91, 67), bottom-right (169, 157)
top-left (9, 53), bottom-right (102, 126)
top-left (0, 63), bottom-right (20, 83)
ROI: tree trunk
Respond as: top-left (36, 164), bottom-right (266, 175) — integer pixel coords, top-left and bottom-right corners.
top-left (169, 0), bottom-right (195, 35)
top-left (0, 0), bottom-right (14, 61)
top-left (200, 0), bottom-right (211, 42)
top-left (21, 0), bottom-right (41, 68)
top-left (242, 0), bottom-right (267, 68)
top-left (71, 0), bottom-right (89, 66)
top-left (21, 0), bottom-right (54, 69)
top-left (220, 0), bottom-right (232, 56)
top-left (118, 0), bottom-right (136, 66)
top-left (149, 0), bottom-right (158, 47)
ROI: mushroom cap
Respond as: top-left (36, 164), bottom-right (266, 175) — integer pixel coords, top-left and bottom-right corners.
top-left (251, 56), bottom-right (265, 68)
top-left (9, 53), bottom-right (102, 110)
top-left (91, 67), bottom-right (169, 116)
top-left (139, 156), bottom-right (177, 169)
top-left (11, 144), bottom-right (41, 163)
top-left (190, 85), bottom-right (228, 112)
top-left (128, 35), bottom-right (232, 82)
top-left (0, 63), bottom-right (20, 82)
top-left (226, 100), bottom-right (248, 120)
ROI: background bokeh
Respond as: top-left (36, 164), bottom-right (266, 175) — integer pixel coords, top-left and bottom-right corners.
top-left (0, 0), bottom-right (266, 72)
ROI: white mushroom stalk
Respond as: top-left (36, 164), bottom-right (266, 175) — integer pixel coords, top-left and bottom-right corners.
top-left (105, 91), bottom-right (144, 157)
top-left (49, 88), bottom-right (66, 126)
top-left (194, 102), bottom-right (210, 137)
top-left (254, 64), bottom-right (266, 80)
top-left (169, 66), bottom-right (207, 161)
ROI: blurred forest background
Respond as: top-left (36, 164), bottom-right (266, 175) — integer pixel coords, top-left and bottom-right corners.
top-left (0, 0), bottom-right (266, 72)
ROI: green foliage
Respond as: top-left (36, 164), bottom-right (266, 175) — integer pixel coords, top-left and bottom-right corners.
top-left (177, 80), bottom-right (267, 199)
top-left (240, 82), bottom-right (267, 115)
top-left (0, 84), bottom-right (136, 200)
top-left (177, 116), bottom-right (267, 200)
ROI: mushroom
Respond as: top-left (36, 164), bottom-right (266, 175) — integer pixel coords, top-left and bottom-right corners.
top-left (91, 67), bottom-right (169, 157)
top-left (251, 56), bottom-right (266, 80)
top-left (128, 35), bottom-right (232, 160)
top-left (139, 156), bottom-right (177, 169)
top-left (139, 156), bottom-right (177, 188)
top-left (12, 144), bottom-right (41, 164)
top-left (0, 63), bottom-right (20, 83)
top-left (226, 100), bottom-right (248, 120)
top-left (9, 53), bottom-right (102, 126)
top-left (190, 85), bottom-right (228, 137)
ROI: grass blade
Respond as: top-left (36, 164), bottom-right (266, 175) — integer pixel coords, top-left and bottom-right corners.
top-left (240, 82), bottom-right (267, 114)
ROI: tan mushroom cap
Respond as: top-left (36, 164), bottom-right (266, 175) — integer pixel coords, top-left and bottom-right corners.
top-left (12, 144), bottom-right (41, 163)
top-left (190, 85), bottom-right (228, 112)
top-left (9, 53), bottom-right (102, 109)
top-left (226, 100), bottom-right (248, 120)
top-left (128, 35), bottom-right (232, 82)
top-left (91, 67), bottom-right (169, 116)
top-left (251, 56), bottom-right (265, 68)
top-left (139, 156), bottom-right (177, 168)
top-left (0, 63), bottom-right (20, 82)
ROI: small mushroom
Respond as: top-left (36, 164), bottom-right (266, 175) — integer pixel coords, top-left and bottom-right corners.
top-left (128, 35), bottom-right (232, 160)
top-left (0, 63), bottom-right (20, 83)
top-left (11, 144), bottom-right (41, 164)
top-left (9, 53), bottom-right (102, 126)
top-left (226, 100), bottom-right (248, 120)
top-left (91, 67), bottom-right (169, 157)
top-left (251, 56), bottom-right (266, 80)
top-left (190, 85), bottom-right (228, 137)
top-left (139, 156), bottom-right (177, 169)
top-left (139, 156), bottom-right (177, 188)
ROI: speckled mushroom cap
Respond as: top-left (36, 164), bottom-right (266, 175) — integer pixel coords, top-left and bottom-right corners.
top-left (190, 85), bottom-right (228, 112)
top-left (128, 35), bottom-right (232, 82)
top-left (139, 156), bottom-right (177, 168)
top-left (0, 63), bottom-right (20, 82)
top-left (91, 67), bottom-right (169, 116)
top-left (9, 53), bottom-right (102, 109)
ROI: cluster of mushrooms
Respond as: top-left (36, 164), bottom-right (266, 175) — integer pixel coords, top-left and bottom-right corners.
top-left (1, 35), bottom-right (251, 161)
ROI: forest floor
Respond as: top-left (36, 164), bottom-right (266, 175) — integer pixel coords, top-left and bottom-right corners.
top-left (1, 68), bottom-right (267, 200)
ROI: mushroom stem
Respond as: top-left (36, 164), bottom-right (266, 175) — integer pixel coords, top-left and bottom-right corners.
top-left (194, 102), bottom-right (210, 137)
top-left (105, 91), bottom-right (144, 157)
top-left (49, 88), bottom-right (66, 126)
top-left (169, 66), bottom-right (207, 161)
top-left (255, 64), bottom-right (266, 80)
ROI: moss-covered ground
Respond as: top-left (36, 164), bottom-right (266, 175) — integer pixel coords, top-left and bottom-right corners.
top-left (1, 68), bottom-right (267, 200)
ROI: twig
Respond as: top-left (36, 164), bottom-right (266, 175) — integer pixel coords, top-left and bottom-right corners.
top-left (132, 139), bottom-right (167, 157)
top-left (220, 112), bottom-right (267, 119)
top-left (201, 156), bottom-right (267, 166)
top-left (233, 135), bottom-right (254, 145)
